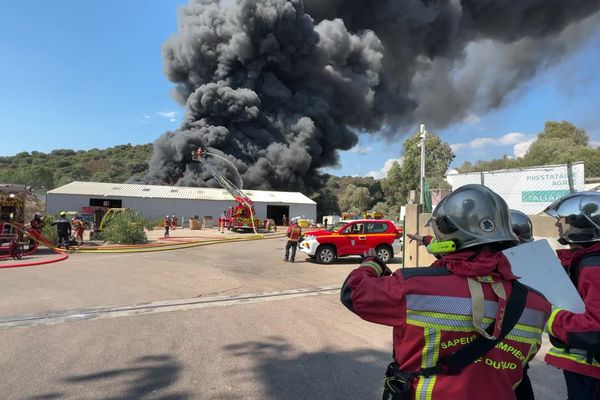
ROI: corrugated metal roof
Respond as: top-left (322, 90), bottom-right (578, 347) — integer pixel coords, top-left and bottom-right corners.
top-left (47, 181), bottom-right (316, 204)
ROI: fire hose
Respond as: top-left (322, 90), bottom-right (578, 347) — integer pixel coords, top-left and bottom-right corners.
top-left (0, 223), bottom-right (68, 269)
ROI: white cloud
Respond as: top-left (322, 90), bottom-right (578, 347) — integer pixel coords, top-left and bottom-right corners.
top-left (367, 157), bottom-right (404, 179)
top-left (591, 140), bottom-right (600, 149)
top-left (349, 145), bottom-right (373, 155)
top-left (450, 132), bottom-right (533, 157)
top-left (157, 111), bottom-right (178, 122)
top-left (463, 113), bottom-right (480, 124)
top-left (513, 138), bottom-right (536, 157)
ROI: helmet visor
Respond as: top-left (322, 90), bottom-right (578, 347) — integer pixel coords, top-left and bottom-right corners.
top-left (581, 194), bottom-right (600, 230)
top-left (546, 193), bottom-right (600, 243)
top-left (544, 195), bottom-right (581, 220)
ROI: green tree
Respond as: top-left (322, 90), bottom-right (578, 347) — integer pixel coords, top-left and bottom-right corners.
top-left (310, 187), bottom-right (340, 219)
top-left (525, 121), bottom-right (590, 165)
top-left (398, 130), bottom-right (455, 203)
top-left (338, 184), bottom-right (375, 212)
top-left (24, 166), bottom-right (55, 190)
top-left (456, 121), bottom-right (600, 179)
top-left (381, 161), bottom-right (403, 206)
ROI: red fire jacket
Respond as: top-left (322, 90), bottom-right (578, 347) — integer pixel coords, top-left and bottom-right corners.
top-left (341, 249), bottom-right (551, 400)
top-left (546, 242), bottom-right (600, 379)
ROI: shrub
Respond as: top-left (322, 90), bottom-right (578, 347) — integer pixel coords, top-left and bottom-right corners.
top-left (41, 216), bottom-right (57, 244)
top-left (102, 210), bottom-right (148, 244)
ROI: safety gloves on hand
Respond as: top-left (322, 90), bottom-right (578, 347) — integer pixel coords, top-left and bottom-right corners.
top-left (362, 256), bottom-right (392, 277)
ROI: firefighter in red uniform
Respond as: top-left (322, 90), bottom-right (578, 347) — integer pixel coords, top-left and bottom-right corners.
top-left (284, 218), bottom-right (302, 262)
top-left (411, 208), bottom-right (537, 400)
top-left (171, 214), bottom-right (178, 230)
top-left (28, 212), bottom-right (45, 250)
top-left (163, 215), bottom-right (171, 237)
top-left (71, 216), bottom-right (85, 245)
top-left (341, 184), bottom-right (551, 399)
top-left (543, 192), bottom-right (600, 399)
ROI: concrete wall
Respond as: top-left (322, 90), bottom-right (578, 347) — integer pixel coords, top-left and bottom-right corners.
top-left (403, 204), bottom-right (438, 267)
top-left (46, 193), bottom-right (316, 223)
top-left (403, 207), bottom-right (565, 267)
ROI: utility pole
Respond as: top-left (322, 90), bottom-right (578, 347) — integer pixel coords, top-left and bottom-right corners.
top-left (419, 124), bottom-right (426, 204)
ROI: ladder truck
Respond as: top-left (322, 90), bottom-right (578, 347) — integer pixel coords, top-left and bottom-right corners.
top-left (192, 147), bottom-right (263, 232)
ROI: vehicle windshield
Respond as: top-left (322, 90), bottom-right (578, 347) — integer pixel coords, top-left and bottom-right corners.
top-left (328, 223), bottom-right (345, 231)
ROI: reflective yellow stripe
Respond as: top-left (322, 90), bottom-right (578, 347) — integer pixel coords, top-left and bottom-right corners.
top-left (546, 307), bottom-right (563, 337)
top-left (406, 294), bottom-right (547, 330)
top-left (408, 310), bottom-right (543, 333)
top-left (361, 260), bottom-right (382, 276)
top-left (407, 310), bottom-right (542, 344)
top-left (548, 347), bottom-right (600, 367)
top-left (415, 328), bottom-right (440, 400)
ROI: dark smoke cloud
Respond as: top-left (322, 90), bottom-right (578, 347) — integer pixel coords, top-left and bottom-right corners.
top-left (139, 0), bottom-right (600, 190)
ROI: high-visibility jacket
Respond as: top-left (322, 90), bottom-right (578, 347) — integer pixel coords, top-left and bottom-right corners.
top-left (287, 224), bottom-right (302, 242)
top-left (546, 242), bottom-right (600, 379)
top-left (341, 249), bottom-right (551, 400)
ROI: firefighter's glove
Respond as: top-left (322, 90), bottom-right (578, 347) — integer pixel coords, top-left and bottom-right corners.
top-left (361, 256), bottom-right (392, 277)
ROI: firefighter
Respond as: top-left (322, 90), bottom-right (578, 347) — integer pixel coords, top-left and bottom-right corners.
top-left (163, 215), bottom-right (171, 237)
top-left (509, 209), bottom-right (535, 400)
top-left (51, 211), bottom-right (71, 247)
top-left (71, 215), bottom-right (85, 245)
top-left (28, 212), bottom-right (45, 250)
top-left (341, 184), bottom-right (551, 399)
top-left (171, 214), bottom-right (178, 230)
top-left (409, 210), bottom-right (537, 399)
top-left (284, 218), bottom-right (302, 262)
top-left (510, 209), bottom-right (534, 244)
top-left (218, 212), bottom-right (227, 233)
top-left (282, 214), bottom-right (287, 227)
top-left (543, 192), bottom-right (600, 399)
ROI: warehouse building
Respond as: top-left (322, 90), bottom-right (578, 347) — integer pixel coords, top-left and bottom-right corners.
top-left (46, 181), bottom-right (316, 225)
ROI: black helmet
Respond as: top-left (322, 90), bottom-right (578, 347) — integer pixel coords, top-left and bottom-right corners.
top-left (431, 184), bottom-right (517, 250)
top-left (544, 192), bottom-right (600, 244)
top-left (510, 210), bottom-right (534, 243)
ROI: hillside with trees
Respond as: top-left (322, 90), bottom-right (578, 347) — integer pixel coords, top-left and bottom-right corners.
top-left (0, 144), bottom-right (153, 192)
top-left (1, 120), bottom-right (596, 221)
top-left (457, 121), bottom-right (600, 180)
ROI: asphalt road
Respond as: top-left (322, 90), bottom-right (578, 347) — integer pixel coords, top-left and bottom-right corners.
top-left (0, 233), bottom-right (566, 399)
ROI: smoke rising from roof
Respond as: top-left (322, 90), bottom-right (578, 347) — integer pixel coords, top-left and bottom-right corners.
top-left (139, 0), bottom-right (600, 190)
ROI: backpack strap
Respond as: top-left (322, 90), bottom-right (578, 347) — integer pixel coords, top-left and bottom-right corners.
top-left (420, 280), bottom-right (529, 377)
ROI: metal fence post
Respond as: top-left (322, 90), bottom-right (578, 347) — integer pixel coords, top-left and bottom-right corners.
top-left (567, 161), bottom-right (575, 193)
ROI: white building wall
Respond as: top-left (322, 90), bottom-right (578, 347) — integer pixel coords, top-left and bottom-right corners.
top-left (288, 204), bottom-right (317, 221)
top-left (46, 193), bottom-right (316, 223)
top-left (46, 194), bottom-right (91, 215)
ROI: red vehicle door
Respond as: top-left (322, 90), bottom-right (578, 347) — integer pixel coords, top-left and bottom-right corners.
top-left (339, 222), bottom-right (368, 256)
top-left (364, 221), bottom-right (392, 249)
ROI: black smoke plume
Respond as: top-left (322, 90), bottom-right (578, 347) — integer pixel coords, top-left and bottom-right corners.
top-left (139, 0), bottom-right (600, 191)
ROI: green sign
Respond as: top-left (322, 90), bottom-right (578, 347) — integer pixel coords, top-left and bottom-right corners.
top-left (522, 190), bottom-right (570, 203)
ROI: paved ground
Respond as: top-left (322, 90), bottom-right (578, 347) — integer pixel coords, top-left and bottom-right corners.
top-left (0, 228), bottom-right (566, 399)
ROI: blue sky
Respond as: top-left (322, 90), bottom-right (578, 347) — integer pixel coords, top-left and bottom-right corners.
top-left (1, 1), bottom-right (599, 179)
